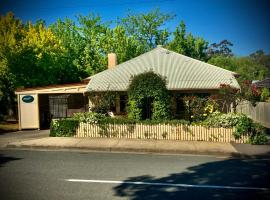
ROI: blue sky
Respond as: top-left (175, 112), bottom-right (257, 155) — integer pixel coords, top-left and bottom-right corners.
top-left (0, 0), bottom-right (269, 56)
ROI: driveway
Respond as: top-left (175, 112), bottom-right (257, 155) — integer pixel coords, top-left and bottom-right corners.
top-left (0, 129), bottom-right (49, 148)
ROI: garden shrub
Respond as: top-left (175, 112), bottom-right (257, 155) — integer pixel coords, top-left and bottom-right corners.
top-left (73, 112), bottom-right (190, 125)
top-left (204, 112), bottom-right (268, 144)
top-left (203, 111), bottom-right (246, 128)
top-left (240, 80), bottom-right (261, 106)
top-left (218, 83), bottom-right (239, 112)
top-left (73, 112), bottom-right (106, 123)
top-left (88, 91), bottom-right (116, 114)
top-left (260, 88), bottom-right (270, 102)
top-left (233, 115), bottom-right (253, 139)
top-left (182, 95), bottom-right (219, 122)
top-left (249, 123), bottom-right (268, 145)
top-left (239, 121), bottom-right (268, 145)
top-left (50, 119), bottom-right (79, 137)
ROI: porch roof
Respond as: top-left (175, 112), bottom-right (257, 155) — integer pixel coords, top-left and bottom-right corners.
top-left (15, 82), bottom-right (88, 95)
top-left (86, 46), bottom-right (240, 92)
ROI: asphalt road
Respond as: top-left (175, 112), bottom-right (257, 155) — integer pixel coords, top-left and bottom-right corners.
top-left (0, 150), bottom-right (269, 200)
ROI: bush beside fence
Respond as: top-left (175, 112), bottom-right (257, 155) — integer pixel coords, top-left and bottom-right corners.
top-left (236, 101), bottom-right (270, 128)
top-left (75, 123), bottom-right (248, 143)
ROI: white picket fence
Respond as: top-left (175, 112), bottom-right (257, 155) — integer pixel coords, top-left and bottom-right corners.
top-left (75, 123), bottom-right (248, 143)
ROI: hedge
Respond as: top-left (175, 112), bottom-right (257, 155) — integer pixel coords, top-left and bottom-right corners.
top-left (50, 119), bottom-right (79, 137)
top-left (72, 112), bottom-right (190, 125)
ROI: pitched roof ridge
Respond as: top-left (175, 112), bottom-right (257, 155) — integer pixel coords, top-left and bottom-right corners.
top-left (86, 47), bottom-right (162, 89)
top-left (88, 47), bottom-right (160, 80)
top-left (86, 46), bottom-right (241, 91)
top-left (163, 47), bottom-right (238, 75)
top-left (112, 47), bottom-right (160, 70)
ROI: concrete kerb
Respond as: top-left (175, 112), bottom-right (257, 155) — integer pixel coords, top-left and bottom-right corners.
top-left (5, 137), bottom-right (243, 156)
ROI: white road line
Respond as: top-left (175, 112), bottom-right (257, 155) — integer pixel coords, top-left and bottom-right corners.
top-left (65, 179), bottom-right (270, 191)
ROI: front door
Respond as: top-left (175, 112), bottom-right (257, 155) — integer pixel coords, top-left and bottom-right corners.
top-left (142, 97), bottom-right (153, 120)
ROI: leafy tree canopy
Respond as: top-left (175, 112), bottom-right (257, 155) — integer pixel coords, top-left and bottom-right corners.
top-left (207, 39), bottom-right (234, 58)
top-left (119, 8), bottom-right (175, 50)
top-left (208, 56), bottom-right (268, 81)
top-left (167, 21), bottom-right (209, 61)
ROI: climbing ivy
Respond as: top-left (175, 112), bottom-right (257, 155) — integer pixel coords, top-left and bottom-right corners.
top-left (127, 71), bottom-right (171, 120)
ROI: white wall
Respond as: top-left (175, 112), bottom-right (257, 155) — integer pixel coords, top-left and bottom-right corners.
top-left (18, 94), bottom-right (39, 129)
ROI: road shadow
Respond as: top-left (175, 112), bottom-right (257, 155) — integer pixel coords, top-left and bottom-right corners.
top-left (0, 154), bottom-right (22, 167)
top-left (113, 154), bottom-right (270, 200)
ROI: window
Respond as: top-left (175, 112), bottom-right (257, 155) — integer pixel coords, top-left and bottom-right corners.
top-left (68, 94), bottom-right (84, 109)
top-left (49, 95), bottom-right (69, 118)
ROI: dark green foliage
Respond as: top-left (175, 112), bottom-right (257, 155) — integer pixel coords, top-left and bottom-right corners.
top-left (234, 119), bottom-right (268, 145)
top-left (100, 118), bottom-right (190, 125)
top-left (250, 50), bottom-right (270, 78)
top-left (127, 71), bottom-right (171, 120)
top-left (0, 61), bottom-right (16, 117)
top-left (88, 92), bottom-right (116, 114)
top-left (249, 132), bottom-right (268, 145)
top-left (50, 119), bottom-right (79, 137)
top-left (167, 21), bottom-right (208, 61)
top-left (208, 55), bottom-right (268, 82)
top-left (260, 88), bottom-right (270, 101)
top-left (73, 112), bottom-right (107, 123)
top-left (120, 8), bottom-right (175, 50)
top-left (72, 112), bottom-right (190, 125)
top-left (233, 115), bottom-right (253, 139)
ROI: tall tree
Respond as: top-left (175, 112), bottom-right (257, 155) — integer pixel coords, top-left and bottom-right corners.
top-left (0, 12), bottom-right (22, 117)
top-left (76, 14), bottom-right (110, 75)
top-left (9, 22), bottom-right (81, 87)
top-left (102, 26), bottom-right (144, 64)
top-left (208, 56), bottom-right (267, 81)
top-left (50, 18), bottom-right (87, 77)
top-left (168, 21), bottom-right (208, 61)
top-left (207, 40), bottom-right (234, 58)
top-left (249, 50), bottom-right (270, 78)
top-left (119, 8), bottom-right (174, 50)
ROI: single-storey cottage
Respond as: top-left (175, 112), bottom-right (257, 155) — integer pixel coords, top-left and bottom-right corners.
top-left (16, 46), bottom-right (240, 129)
top-left (86, 46), bottom-right (240, 117)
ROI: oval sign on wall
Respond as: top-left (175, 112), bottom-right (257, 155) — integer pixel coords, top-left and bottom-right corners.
top-left (22, 95), bottom-right (34, 103)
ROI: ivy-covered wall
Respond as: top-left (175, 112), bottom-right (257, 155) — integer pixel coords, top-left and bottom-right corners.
top-left (127, 71), bottom-right (171, 120)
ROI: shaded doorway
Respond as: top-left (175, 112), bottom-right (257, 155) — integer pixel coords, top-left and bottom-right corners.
top-left (141, 97), bottom-right (153, 120)
top-left (39, 94), bottom-right (50, 129)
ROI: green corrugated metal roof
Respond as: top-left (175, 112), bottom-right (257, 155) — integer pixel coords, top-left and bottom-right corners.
top-left (86, 46), bottom-right (240, 92)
